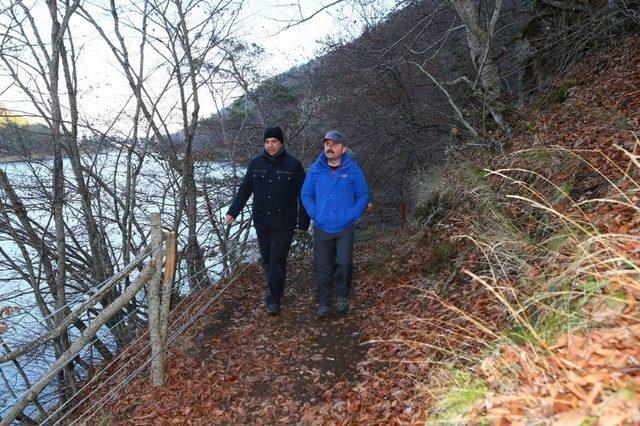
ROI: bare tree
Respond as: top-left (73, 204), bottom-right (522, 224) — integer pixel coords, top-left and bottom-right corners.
top-left (0, 0), bottom-right (247, 416)
top-left (81, 0), bottom-right (244, 290)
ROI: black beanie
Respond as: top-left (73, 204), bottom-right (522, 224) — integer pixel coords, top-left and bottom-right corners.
top-left (263, 126), bottom-right (284, 144)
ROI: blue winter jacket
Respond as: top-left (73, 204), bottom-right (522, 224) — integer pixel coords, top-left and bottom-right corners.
top-left (301, 152), bottom-right (369, 234)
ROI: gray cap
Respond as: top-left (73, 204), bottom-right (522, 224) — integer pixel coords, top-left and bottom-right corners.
top-left (323, 130), bottom-right (347, 145)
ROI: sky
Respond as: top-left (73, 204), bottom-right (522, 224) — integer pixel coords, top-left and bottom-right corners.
top-left (0, 0), bottom-right (382, 136)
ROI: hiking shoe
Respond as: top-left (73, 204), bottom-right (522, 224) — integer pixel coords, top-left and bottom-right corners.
top-left (266, 303), bottom-right (281, 315)
top-left (316, 305), bottom-right (330, 319)
top-left (335, 297), bottom-right (349, 315)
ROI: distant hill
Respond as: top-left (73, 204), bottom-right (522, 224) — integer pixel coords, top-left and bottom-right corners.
top-left (0, 107), bottom-right (54, 160)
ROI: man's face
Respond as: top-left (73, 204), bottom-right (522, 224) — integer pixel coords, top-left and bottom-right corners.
top-left (324, 139), bottom-right (345, 161)
top-left (264, 137), bottom-right (283, 156)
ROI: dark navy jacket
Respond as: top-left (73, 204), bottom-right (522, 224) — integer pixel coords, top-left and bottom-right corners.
top-left (301, 152), bottom-right (369, 234)
top-left (227, 149), bottom-right (310, 232)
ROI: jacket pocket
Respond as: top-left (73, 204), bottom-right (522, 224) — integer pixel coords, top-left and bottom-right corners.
top-left (338, 172), bottom-right (355, 191)
top-left (276, 170), bottom-right (293, 178)
top-left (276, 170), bottom-right (295, 196)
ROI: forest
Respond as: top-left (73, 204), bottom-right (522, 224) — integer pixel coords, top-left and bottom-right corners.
top-left (0, 0), bottom-right (638, 424)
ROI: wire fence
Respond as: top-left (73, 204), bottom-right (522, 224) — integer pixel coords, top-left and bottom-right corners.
top-left (0, 217), bottom-right (258, 425)
top-left (65, 255), bottom-right (256, 426)
top-left (46, 241), bottom-right (256, 424)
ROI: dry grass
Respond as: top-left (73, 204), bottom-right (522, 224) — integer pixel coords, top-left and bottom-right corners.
top-left (408, 135), bottom-right (640, 423)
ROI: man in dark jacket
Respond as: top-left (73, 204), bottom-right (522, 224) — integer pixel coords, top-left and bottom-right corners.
top-left (301, 130), bottom-right (369, 318)
top-left (226, 126), bottom-right (310, 315)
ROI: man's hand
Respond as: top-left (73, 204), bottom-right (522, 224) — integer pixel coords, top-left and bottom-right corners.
top-left (225, 215), bottom-right (234, 226)
top-left (366, 203), bottom-right (374, 213)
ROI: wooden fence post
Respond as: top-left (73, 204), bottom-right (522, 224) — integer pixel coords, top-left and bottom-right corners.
top-left (148, 212), bottom-right (165, 386)
top-left (160, 232), bottom-right (176, 345)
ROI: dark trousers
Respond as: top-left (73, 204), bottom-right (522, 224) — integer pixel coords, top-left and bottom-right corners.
top-left (256, 228), bottom-right (295, 307)
top-left (313, 225), bottom-right (355, 307)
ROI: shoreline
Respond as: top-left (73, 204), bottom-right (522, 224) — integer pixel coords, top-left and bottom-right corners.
top-left (0, 153), bottom-right (55, 163)
top-left (0, 152), bottom-right (232, 165)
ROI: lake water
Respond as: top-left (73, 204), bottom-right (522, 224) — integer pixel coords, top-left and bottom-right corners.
top-left (0, 151), bottom-right (255, 421)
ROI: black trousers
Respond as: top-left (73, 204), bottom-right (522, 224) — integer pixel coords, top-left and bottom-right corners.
top-left (313, 225), bottom-right (355, 307)
top-left (256, 228), bottom-right (295, 307)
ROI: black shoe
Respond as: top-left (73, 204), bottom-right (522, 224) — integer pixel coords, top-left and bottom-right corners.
top-left (267, 303), bottom-right (281, 315)
top-left (335, 297), bottom-right (349, 315)
top-left (316, 305), bottom-right (330, 319)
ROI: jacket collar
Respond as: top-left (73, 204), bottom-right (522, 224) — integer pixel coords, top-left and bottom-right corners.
top-left (263, 148), bottom-right (287, 164)
top-left (316, 151), bottom-right (352, 170)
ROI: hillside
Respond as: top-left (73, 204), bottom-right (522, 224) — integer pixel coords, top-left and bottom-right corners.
top-left (67, 34), bottom-right (640, 424)
top-left (414, 33), bottom-right (640, 423)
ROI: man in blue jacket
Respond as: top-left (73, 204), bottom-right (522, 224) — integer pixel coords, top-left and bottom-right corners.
top-left (301, 130), bottom-right (369, 318)
top-left (226, 126), bottom-right (310, 315)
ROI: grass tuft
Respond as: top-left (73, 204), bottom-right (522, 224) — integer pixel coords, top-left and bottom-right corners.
top-left (432, 369), bottom-right (488, 425)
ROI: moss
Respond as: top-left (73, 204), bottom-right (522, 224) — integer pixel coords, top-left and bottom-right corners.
top-left (502, 307), bottom-right (584, 347)
top-left (460, 164), bottom-right (488, 184)
top-left (576, 278), bottom-right (609, 294)
top-left (552, 182), bottom-right (573, 203)
top-left (536, 309), bottom-right (583, 343)
top-left (544, 226), bottom-right (574, 253)
top-left (576, 278), bottom-right (610, 308)
top-left (529, 148), bottom-right (552, 162)
top-left (432, 370), bottom-right (488, 425)
top-left (542, 77), bottom-right (578, 106)
top-left (604, 289), bottom-right (628, 311)
top-left (529, 77), bottom-right (578, 110)
top-left (580, 200), bottom-right (598, 212)
top-left (514, 119), bottom-right (534, 134)
top-left (427, 240), bottom-right (456, 275)
top-left (616, 384), bottom-right (638, 400)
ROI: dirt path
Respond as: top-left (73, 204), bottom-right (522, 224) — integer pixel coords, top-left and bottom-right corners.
top-left (101, 245), bottom-right (379, 424)
top-left (187, 261), bottom-right (370, 422)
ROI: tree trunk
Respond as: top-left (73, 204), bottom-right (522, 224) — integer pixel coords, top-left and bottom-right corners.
top-left (450, 0), bottom-right (506, 129)
top-left (47, 0), bottom-right (75, 403)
